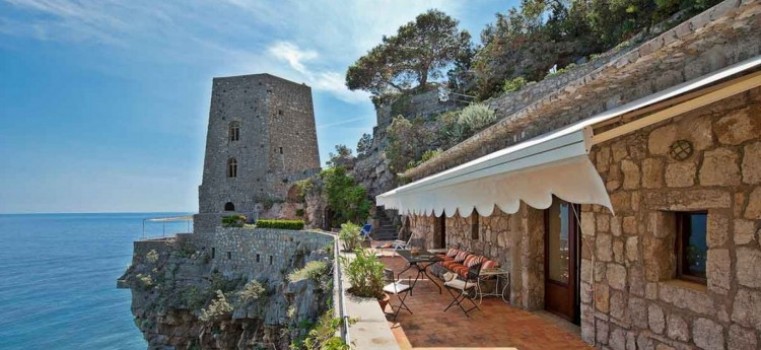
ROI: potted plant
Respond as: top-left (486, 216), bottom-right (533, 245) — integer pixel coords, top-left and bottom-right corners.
top-left (340, 248), bottom-right (388, 309)
top-left (338, 222), bottom-right (362, 252)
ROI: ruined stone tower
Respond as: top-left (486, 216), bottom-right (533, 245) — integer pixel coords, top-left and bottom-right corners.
top-left (195, 74), bottom-right (320, 233)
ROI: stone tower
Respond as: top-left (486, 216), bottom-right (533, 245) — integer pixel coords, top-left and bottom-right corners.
top-left (195, 74), bottom-right (320, 232)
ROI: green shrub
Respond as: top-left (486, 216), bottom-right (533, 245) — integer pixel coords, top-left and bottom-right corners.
top-left (338, 222), bottom-right (362, 252)
top-left (502, 76), bottom-right (528, 93)
top-left (407, 148), bottom-right (442, 170)
top-left (237, 280), bottom-right (266, 304)
top-left (145, 249), bottom-right (159, 264)
top-left (199, 290), bottom-right (232, 322)
top-left (289, 260), bottom-right (328, 282)
top-left (256, 219), bottom-right (305, 230)
top-left (299, 308), bottom-right (349, 350)
top-left (181, 286), bottom-right (207, 310)
top-left (340, 248), bottom-right (384, 298)
top-left (458, 103), bottom-right (496, 131)
top-left (320, 167), bottom-right (372, 225)
top-left (136, 273), bottom-right (154, 290)
top-left (222, 215), bottom-right (246, 227)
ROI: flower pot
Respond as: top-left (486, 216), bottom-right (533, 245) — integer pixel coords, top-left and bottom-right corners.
top-left (378, 293), bottom-right (390, 312)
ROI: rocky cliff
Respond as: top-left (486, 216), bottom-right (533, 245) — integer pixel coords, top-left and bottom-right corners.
top-left (118, 232), bottom-right (334, 349)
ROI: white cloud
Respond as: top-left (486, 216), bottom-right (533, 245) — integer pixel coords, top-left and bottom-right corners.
top-left (1, 0), bottom-right (496, 103)
top-left (264, 41), bottom-right (369, 103)
top-left (267, 41), bottom-right (317, 74)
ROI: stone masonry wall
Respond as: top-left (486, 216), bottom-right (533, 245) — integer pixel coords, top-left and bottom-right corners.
top-left (192, 228), bottom-right (334, 281)
top-left (580, 87), bottom-right (761, 350)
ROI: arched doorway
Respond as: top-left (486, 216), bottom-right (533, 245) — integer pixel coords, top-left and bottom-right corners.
top-left (224, 202), bottom-right (235, 211)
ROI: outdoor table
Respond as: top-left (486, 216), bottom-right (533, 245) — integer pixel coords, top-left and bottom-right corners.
top-left (396, 249), bottom-right (442, 294)
top-left (477, 268), bottom-right (510, 304)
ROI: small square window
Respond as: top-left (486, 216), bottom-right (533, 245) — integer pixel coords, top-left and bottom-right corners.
top-left (676, 211), bottom-right (707, 284)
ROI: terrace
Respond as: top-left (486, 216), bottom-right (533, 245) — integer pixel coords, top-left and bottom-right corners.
top-left (375, 249), bottom-right (592, 350)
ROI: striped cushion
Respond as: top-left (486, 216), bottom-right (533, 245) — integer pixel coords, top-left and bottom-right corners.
top-left (462, 255), bottom-right (477, 267)
top-left (446, 248), bottom-right (460, 257)
top-left (453, 251), bottom-right (469, 262)
top-left (482, 260), bottom-right (499, 270)
top-left (465, 255), bottom-right (485, 267)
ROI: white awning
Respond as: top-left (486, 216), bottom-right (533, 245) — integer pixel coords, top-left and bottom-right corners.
top-left (377, 55), bottom-right (761, 218)
top-left (377, 128), bottom-right (610, 217)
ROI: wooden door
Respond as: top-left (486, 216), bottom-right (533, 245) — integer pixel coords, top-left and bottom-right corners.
top-left (544, 199), bottom-right (580, 324)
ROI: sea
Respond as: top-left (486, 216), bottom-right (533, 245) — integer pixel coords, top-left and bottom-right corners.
top-left (0, 212), bottom-right (193, 350)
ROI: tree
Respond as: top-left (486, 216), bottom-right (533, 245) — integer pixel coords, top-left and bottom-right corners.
top-left (320, 167), bottom-right (372, 226)
top-left (356, 133), bottom-right (373, 158)
top-left (346, 9), bottom-right (472, 94)
top-left (327, 144), bottom-right (354, 168)
top-left (385, 115), bottom-right (433, 172)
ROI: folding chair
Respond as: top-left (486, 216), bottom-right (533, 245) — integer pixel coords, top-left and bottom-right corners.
top-left (443, 262), bottom-right (483, 317)
top-left (360, 224), bottom-right (373, 241)
top-left (382, 268), bottom-right (412, 321)
top-left (392, 232), bottom-right (414, 251)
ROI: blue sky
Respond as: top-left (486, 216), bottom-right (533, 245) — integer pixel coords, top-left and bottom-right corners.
top-left (0, 0), bottom-right (517, 213)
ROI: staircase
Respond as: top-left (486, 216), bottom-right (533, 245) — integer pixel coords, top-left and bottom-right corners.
top-left (372, 207), bottom-right (398, 241)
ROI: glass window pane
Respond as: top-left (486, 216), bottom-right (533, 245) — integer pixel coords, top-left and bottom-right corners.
top-left (548, 201), bottom-right (570, 284)
top-left (684, 213), bottom-right (707, 279)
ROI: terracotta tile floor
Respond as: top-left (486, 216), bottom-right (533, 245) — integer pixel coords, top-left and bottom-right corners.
top-left (377, 253), bottom-right (593, 350)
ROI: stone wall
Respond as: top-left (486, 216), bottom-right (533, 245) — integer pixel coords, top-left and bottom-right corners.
top-left (580, 87), bottom-right (761, 350)
top-left (198, 74), bottom-right (320, 229)
top-left (374, 87), bottom-right (461, 137)
top-left (194, 228), bottom-right (334, 281)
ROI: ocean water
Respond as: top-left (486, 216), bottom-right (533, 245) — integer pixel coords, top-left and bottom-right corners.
top-left (0, 213), bottom-right (192, 350)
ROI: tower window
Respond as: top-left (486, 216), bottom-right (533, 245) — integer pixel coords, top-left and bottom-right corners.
top-left (227, 158), bottom-right (238, 178)
top-left (278, 109), bottom-right (283, 116)
top-left (229, 122), bottom-right (240, 141)
top-left (224, 202), bottom-right (235, 211)
top-left (279, 147), bottom-right (283, 154)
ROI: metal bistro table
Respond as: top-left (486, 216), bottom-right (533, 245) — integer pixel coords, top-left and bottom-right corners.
top-left (477, 268), bottom-right (510, 304)
top-left (396, 249), bottom-right (442, 295)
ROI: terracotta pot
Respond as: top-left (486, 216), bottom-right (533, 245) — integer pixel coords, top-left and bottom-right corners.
top-left (378, 293), bottom-right (390, 312)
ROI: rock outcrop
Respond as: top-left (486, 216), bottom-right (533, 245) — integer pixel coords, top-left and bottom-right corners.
top-left (118, 233), bottom-right (333, 349)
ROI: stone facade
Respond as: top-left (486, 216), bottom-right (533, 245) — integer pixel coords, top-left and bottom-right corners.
top-left (405, 87), bottom-right (761, 350)
top-left (197, 74), bottom-right (320, 231)
top-left (578, 87), bottom-right (761, 350)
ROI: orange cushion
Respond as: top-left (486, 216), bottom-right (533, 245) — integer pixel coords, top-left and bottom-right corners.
top-left (441, 261), bottom-right (462, 270)
top-left (453, 251), bottom-right (468, 262)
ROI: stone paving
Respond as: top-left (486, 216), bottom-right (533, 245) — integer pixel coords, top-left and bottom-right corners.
top-left (379, 253), bottom-right (593, 350)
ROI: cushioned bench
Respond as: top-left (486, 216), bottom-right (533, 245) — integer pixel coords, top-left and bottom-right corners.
top-left (433, 248), bottom-right (500, 279)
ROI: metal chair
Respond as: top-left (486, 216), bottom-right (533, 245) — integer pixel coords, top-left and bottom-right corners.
top-left (360, 224), bottom-right (373, 241)
top-left (443, 262), bottom-right (483, 317)
top-left (382, 268), bottom-right (412, 321)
